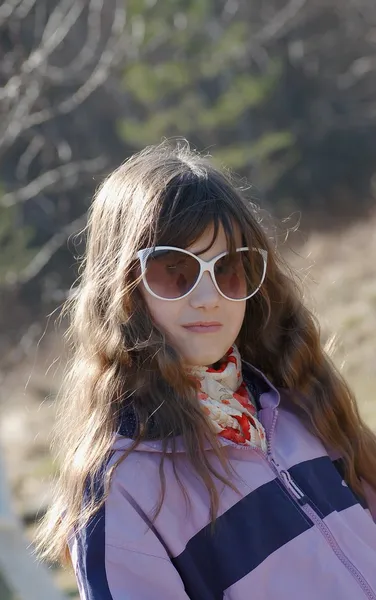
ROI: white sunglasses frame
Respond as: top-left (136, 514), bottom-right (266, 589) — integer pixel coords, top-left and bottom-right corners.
top-left (135, 246), bottom-right (268, 302)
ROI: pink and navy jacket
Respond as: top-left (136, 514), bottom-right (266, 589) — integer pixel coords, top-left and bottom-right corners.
top-left (69, 362), bottom-right (376, 599)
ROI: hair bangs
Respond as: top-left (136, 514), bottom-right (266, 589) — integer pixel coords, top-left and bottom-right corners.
top-left (150, 174), bottom-right (245, 255)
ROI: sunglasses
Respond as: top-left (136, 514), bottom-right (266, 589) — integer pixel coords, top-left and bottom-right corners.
top-left (135, 246), bottom-right (267, 302)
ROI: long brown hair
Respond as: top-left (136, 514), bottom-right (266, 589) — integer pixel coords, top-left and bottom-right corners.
top-left (35, 140), bottom-right (376, 565)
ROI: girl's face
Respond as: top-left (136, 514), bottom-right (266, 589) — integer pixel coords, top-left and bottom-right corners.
top-left (139, 223), bottom-right (246, 367)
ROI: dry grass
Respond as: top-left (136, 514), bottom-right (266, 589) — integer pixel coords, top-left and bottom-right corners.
top-left (286, 214), bottom-right (376, 428)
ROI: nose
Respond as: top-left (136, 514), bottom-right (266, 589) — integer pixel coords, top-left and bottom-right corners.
top-left (188, 271), bottom-right (221, 309)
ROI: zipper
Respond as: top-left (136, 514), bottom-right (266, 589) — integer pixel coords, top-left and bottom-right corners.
top-left (224, 408), bottom-right (376, 599)
top-left (266, 408), bottom-right (278, 457)
top-left (267, 412), bottom-right (376, 599)
top-left (274, 462), bottom-right (376, 599)
top-left (279, 468), bottom-right (310, 505)
top-left (302, 502), bottom-right (376, 600)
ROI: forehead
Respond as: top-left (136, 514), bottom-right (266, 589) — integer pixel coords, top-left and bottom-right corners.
top-left (186, 221), bottom-right (243, 256)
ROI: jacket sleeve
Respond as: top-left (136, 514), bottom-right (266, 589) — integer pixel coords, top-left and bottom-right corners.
top-left (69, 472), bottom-right (190, 600)
top-left (325, 445), bottom-right (376, 521)
top-left (361, 478), bottom-right (376, 522)
top-left (70, 533), bottom-right (190, 600)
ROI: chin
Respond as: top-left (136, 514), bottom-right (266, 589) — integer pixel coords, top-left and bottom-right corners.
top-left (184, 350), bottom-right (226, 368)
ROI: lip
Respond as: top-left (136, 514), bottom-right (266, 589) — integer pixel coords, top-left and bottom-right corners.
top-left (182, 321), bottom-right (223, 334)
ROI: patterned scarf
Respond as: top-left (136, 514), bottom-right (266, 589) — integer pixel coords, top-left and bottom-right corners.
top-left (189, 345), bottom-right (267, 451)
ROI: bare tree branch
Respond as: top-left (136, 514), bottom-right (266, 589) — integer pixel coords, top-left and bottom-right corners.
top-left (0, 0), bottom-right (127, 152)
top-left (72, 0), bottom-right (104, 72)
top-left (21, 0), bottom-right (127, 124)
top-left (16, 0), bottom-right (38, 21)
top-left (0, 0), bottom-right (84, 101)
top-left (0, 0), bottom-right (128, 334)
top-left (0, 0), bottom-right (23, 28)
top-left (255, 0), bottom-right (309, 44)
top-left (1, 157), bottom-right (107, 206)
top-left (15, 135), bottom-right (45, 181)
top-left (0, 79), bottom-right (42, 147)
top-left (6, 213), bottom-right (87, 286)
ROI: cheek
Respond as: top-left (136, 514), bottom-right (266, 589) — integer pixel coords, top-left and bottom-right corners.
top-left (140, 283), bottom-right (181, 332)
top-left (231, 300), bottom-right (247, 323)
top-left (229, 301), bottom-right (247, 336)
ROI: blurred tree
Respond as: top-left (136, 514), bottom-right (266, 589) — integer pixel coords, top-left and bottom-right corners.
top-left (0, 0), bottom-right (128, 364)
top-left (0, 0), bottom-right (127, 282)
top-left (1, 0), bottom-right (376, 362)
top-left (119, 0), bottom-right (376, 222)
top-left (119, 0), bottom-right (295, 201)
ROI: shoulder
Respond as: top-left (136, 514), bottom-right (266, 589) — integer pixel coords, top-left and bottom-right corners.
top-left (69, 450), bottom-right (190, 600)
top-left (274, 392), bottom-right (332, 468)
top-left (277, 391), bottom-right (375, 518)
top-left (71, 449), bottom-right (168, 568)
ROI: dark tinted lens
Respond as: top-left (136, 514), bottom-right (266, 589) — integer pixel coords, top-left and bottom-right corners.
top-left (215, 249), bottom-right (264, 299)
top-left (144, 249), bottom-right (200, 299)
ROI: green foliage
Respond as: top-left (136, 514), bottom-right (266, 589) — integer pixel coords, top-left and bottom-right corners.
top-left (125, 62), bottom-right (191, 103)
top-left (0, 205), bottom-right (35, 284)
top-left (119, 0), bottom-right (289, 183)
top-left (213, 131), bottom-right (295, 171)
top-left (197, 69), bottom-right (281, 130)
top-left (118, 0), bottom-right (376, 220)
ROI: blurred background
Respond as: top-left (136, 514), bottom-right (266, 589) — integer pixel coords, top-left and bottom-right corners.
top-left (0, 0), bottom-right (375, 597)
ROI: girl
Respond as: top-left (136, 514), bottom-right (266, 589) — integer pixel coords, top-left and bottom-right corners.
top-left (36, 141), bottom-right (376, 599)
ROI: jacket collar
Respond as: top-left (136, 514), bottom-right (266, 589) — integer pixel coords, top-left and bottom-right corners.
top-left (242, 360), bottom-right (280, 411)
top-left (117, 361), bottom-right (280, 442)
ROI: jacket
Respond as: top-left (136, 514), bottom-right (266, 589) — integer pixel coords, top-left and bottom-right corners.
top-left (68, 361), bottom-right (376, 599)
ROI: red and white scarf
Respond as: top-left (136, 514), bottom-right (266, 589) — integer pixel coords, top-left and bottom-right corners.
top-left (189, 345), bottom-right (267, 451)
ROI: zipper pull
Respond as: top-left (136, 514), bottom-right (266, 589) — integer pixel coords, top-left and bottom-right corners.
top-left (269, 456), bottom-right (280, 469)
top-left (280, 470), bottom-right (308, 505)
